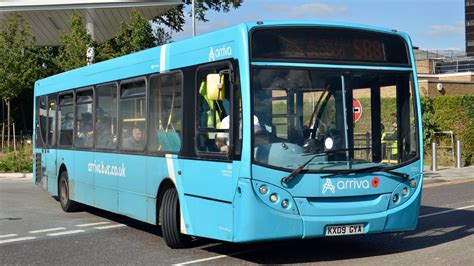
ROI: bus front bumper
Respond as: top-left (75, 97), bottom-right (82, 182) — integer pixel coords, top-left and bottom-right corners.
top-left (232, 178), bottom-right (421, 243)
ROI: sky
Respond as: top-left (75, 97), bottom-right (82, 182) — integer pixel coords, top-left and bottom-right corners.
top-left (172, 0), bottom-right (463, 52)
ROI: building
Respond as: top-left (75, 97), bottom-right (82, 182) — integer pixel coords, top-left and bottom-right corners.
top-left (415, 48), bottom-right (474, 97)
top-left (467, 0), bottom-right (474, 56)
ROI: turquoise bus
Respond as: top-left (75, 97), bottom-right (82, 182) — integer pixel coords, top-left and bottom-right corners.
top-left (33, 21), bottom-right (423, 248)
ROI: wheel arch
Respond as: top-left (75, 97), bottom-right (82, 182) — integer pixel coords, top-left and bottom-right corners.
top-left (156, 178), bottom-right (176, 226)
top-left (57, 163), bottom-right (68, 196)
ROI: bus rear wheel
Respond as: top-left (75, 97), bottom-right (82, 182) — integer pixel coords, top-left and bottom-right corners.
top-left (59, 171), bottom-right (81, 212)
top-left (160, 188), bottom-right (191, 248)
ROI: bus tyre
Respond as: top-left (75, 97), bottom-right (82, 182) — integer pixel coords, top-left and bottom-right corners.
top-left (161, 188), bottom-right (191, 248)
top-left (59, 171), bottom-right (81, 212)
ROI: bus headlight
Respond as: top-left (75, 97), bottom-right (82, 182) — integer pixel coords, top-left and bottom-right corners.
top-left (269, 193), bottom-right (278, 203)
top-left (324, 137), bottom-right (334, 150)
top-left (392, 193), bottom-right (399, 203)
top-left (281, 199), bottom-right (289, 208)
top-left (409, 179), bottom-right (416, 188)
top-left (259, 185), bottom-right (268, 195)
top-left (402, 187), bottom-right (408, 196)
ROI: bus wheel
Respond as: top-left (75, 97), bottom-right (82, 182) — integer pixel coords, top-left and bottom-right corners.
top-left (59, 171), bottom-right (81, 212)
top-left (160, 188), bottom-right (191, 248)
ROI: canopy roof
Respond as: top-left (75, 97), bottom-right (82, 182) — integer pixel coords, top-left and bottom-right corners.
top-left (0, 1), bottom-right (181, 46)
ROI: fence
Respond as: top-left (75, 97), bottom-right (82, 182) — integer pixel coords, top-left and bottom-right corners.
top-left (0, 123), bottom-right (32, 152)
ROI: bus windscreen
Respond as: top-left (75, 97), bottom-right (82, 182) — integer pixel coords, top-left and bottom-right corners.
top-left (251, 27), bottom-right (409, 65)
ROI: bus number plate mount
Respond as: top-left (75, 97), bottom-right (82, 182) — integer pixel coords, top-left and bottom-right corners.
top-left (325, 224), bottom-right (364, 236)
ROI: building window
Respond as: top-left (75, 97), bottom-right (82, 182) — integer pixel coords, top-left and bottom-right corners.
top-left (467, 40), bottom-right (474, 47)
top-left (467, 0), bottom-right (474, 6)
top-left (467, 20), bottom-right (474, 26)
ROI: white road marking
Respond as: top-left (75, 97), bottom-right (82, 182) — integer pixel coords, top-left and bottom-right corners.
top-left (94, 224), bottom-right (126, 230)
top-left (176, 249), bottom-right (261, 265)
top-left (75, 222), bottom-right (110, 227)
top-left (47, 230), bottom-right (85, 236)
top-left (0, 234), bottom-right (18, 238)
top-left (0, 236), bottom-right (36, 244)
top-left (29, 227), bottom-right (66, 233)
top-left (419, 205), bottom-right (474, 219)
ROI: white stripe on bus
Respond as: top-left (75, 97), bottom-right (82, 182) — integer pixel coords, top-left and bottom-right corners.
top-left (160, 44), bottom-right (168, 72)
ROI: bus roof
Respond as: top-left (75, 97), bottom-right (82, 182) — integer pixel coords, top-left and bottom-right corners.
top-left (35, 21), bottom-right (411, 96)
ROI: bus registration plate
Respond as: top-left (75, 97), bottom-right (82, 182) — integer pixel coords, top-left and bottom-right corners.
top-left (326, 224), bottom-right (364, 236)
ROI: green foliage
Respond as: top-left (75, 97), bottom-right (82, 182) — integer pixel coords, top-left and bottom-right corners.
top-left (420, 96), bottom-right (439, 145)
top-left (155, 1), bottom-right (242, 32)
top-left (0, 13), bottom-right (41, 102)
top-left (96, 9), bottom-right (172, 61)
top-left (0, 145), bottom-right (33, 173)
top-left (56, 13), bottom-right (93, 71)
top-left (431, 95), bottom-right (474, 165)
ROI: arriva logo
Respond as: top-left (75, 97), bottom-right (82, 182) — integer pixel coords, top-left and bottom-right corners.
top-left (322, 177), bottom-right (380, 194)
top-left (208, 46), bottom-right (232, 62)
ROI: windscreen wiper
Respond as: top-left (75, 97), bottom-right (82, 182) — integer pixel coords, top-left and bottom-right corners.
top-left (324, 165), bottom-right (409, 180)
top-left (281, 148), bottom-right (352, 184)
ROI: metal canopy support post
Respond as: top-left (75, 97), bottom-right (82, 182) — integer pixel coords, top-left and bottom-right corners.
top-left (192, 0), bottom-right (196, 36)
top-left (432, 142), bottom-right (437, 172)
top-left (86, 11), bottom-right (95, 65)
top-left (456, 140), bottom-right (462, 168)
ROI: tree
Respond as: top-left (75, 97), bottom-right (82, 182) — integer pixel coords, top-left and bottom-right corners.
top-left (155, 1), bottom-right (243, 32)
top-left (96, 9), bottom-right (172, 61)
top-left (56, 13), bottom-right (93, 71)
top-left (0, 13), bottom-right (42, 149)
top-left (96, 1), bottom-right (242, 61)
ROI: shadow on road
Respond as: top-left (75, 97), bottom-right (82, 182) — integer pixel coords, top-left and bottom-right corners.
top-left (208, 205), bottom-right (474, 264)
top-left (78, 203), bottom-right (473, 263)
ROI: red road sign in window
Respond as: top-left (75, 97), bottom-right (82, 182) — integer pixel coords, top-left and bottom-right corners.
top-left (353, 98), bottom-right (363, 123)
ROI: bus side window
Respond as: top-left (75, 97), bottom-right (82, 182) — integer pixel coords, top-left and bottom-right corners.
top-left (149, 73), bottom-right (182, 153)
top-left (195, 65), bottom-right (231, 154)
top-left (58, 93), bottom-right (74, 146)
top-left (95, 83), bottom-right (118, 150)
top-left (36, 96), bottom-right (48, 147)
top-left (75, 89), bottom-right (94, 149)
top-left (119, 79), bottom-right (146, 151)
top-left (47, 99), bottom-right (56, 147)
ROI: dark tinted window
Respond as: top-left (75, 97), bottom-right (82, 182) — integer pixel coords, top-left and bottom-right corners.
top-left (58, 93), bottom-right (74, 146)
top-left (36, 96), bottom-right (47, 147)
top-left (252, 27), bottom-right (409, 65)
top-left (149, 73), bottom-right (182, 153)
top-left (95, 83), bottom-right (118, 150)
top-left (75, 89), bottom-right (94, 148)
top-left (120, 79), bottom-right (146, 151)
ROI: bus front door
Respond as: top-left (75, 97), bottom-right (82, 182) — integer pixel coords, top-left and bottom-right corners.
top-left (45, 99), bottom-right (58, 195)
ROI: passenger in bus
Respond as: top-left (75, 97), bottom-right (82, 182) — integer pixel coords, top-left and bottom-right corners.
top-left (122, 124), bottom-right (145, 150)
top-left (96, 117), bottom-right (114, 148)
top-left (76, 112), bottom-right (94, 147)
top-left (216, 114), bottom-right (263, 153)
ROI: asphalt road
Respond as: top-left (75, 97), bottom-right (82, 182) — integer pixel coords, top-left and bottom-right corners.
top-left (0, 177), bottom-right (473, 265)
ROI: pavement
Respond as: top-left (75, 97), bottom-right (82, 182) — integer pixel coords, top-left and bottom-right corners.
top-left (0, 172), bottom-right (32, 179)
top-left (423, 165), bottom-right (474, 183)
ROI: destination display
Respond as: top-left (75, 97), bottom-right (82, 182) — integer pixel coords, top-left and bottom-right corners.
top-left (251, 27), bottom-right (409, 65)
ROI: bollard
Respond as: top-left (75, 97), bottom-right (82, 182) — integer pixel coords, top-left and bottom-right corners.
top-left (456, 140), bottom-right (462, 168)
top-left (431, 142), bottom-right (437, 171)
